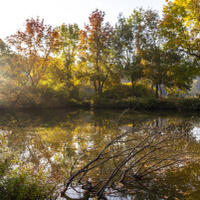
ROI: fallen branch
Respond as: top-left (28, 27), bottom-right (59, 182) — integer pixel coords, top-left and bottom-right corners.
top-left (61, 116), bottom-right (196, 199)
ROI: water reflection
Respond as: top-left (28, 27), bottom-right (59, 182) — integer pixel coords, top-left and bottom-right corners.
top-left (192, 127), bottom-right (200, 141)
top-left (1, 109), bottom-right (200, 199)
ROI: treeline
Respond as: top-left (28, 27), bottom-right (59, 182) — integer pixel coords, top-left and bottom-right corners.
top-left (0, 0), bottom-right (200, 108)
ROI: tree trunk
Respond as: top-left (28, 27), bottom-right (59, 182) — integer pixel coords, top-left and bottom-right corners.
top-left (156, 84), bottom-right (159, 99)
top-left (132, 83), bottom-right (135, 97)
top-left (159, 84), bottom-right (162, 99)
top-left (93, 80), bottom-right (97, 92)
top-left (11, 89), bottom-right (23, 110)
top-left (131, 77), bottom-right (135, 97)
top-left (98, 78), bottom-right (101, 96)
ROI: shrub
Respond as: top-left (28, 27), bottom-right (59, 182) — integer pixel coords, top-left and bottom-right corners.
top-left (177, 98), bottom-right (200, 111)
top-left (0, 131), bottom-right (55, 200)
top-left (102, 83), bottom-right (155, 100)
top-left (0, 166), bottom-right (53, 200)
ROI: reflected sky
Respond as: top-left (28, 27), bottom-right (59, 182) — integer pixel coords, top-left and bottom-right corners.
top-left (1, 109), bottom-right (200, 199)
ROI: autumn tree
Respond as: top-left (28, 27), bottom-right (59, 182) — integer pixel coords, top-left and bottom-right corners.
top-left (160, 0), bottom-right (200, 60)
top-left (78, 9), bottom-right (117, 96)
top-left (158, 0), bottom-right (200, 96)
top-left (39, 23), bottom-right (81, 101)
top-left (6, 17), bottom-right (60, 108)
top-left (58, 23), bottom-right (81, 99)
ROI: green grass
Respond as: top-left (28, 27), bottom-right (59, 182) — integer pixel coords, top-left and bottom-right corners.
top-left (91, 97), bottom-right (200, 111)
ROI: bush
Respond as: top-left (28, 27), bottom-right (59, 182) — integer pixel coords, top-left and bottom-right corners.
top-left (176, 98), bottom-right (200, 111)
top-left (0, 131), bottom-right (55, 200)
top-left (0, 166), bottom-right (53, 200)
top-left (102, 83), bottom-right (155, 100)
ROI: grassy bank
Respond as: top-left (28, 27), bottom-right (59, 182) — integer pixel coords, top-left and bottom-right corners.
top-left (2, 98), bottom-right (200, 111)
top-left (91, 97), bottom-right (200, 111)
top-left (1, 82), bottom-right (200, 111)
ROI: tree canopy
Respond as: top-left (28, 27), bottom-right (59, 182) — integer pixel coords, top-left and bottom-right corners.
top-left (0, 5), bottom-right (200, 108)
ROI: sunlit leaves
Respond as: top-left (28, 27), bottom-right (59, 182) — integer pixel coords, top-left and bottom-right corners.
top-left (3, 17), bottom-right (62, 108)
top-left (78, 9), bottom-right (116, 95)
top-left (56, 23), bottom-right (81, 98)
top-left (6, 17), bottom-right (61, 88)
top-left (161, 0), bottom-right (200, 60)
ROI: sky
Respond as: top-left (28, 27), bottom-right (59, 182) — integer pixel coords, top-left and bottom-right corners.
top-left (0, 0), bottom-right (167, 40)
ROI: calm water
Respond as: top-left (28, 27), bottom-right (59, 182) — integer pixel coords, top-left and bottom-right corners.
top-left (2, 108), bottom-right (200, 199)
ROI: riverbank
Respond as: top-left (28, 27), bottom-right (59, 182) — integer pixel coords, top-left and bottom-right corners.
top-left (2, 97), bottom-right (200, 111)
top-left (90, 98), bottom-right (200, 111)
top-left (1, 107), bottom-right (200, 200)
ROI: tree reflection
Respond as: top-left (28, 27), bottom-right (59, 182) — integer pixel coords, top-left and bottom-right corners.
top-left (1, 109), bottom-right (200, 199)
top-left (60, 115), bottom-right (200, 199)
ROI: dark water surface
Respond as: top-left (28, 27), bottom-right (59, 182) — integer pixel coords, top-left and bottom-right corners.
top-left (1, 108), bottom-right (200, 199)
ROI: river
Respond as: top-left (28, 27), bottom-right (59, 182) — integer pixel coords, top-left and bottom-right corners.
top-left (1, 108), bottom-right (200, 199)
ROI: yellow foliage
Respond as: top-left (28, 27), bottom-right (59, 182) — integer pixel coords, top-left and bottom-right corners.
top-left (140, 59), bottom-right (148, 66)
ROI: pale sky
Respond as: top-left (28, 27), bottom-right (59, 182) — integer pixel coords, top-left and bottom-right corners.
top-left (0, 0), bottom-right (166, 40)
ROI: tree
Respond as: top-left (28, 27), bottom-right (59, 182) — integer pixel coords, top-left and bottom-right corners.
top-left (58, 23), bottom-right (81, 99)
top-left (0, 39), bottom-right (10, 56)
top-left (0, 40), bottom-right (23, 107)
top-left (7, 17), bottom-right (60, 87)
top-left (6, 17), bottom-right (61, 108)
top-left (78, 9), bottom-right (117, 96)
top-left (158, 1), bottom-right (200, 96)
top-left (160, 0), bottom-right (200, 60)
top-left (131, 9), bottom-right (168, 98)
top-left (142, 47), bottom-right (198, 98)
top-left (114, 8), bottom-right (168, 98)
top-left (0, 39), bottom-right (11, 68)
top-left (142, 48), bottom-right (173, 98)
top-left (122, 8), bottom-right (198, 98)
top-left (114, 13), bottom-right (143, 97)
top-left (39, 24), bottom-right (81, 101)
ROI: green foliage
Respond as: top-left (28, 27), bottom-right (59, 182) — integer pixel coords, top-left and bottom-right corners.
top-left (91, 96), bottom-right (200, 111)
top-left (78, 9), bottom-right (116, 95)
top-left (1, 7), bottom-right (200, 109)
top-left (57, 23), bottom-right (81, 99)
top-left (160, 0), bottom-right (200, 60)
top-left (0, 131), bottom-right (55, 200)
top-left (177, 98), bottom-right (200, 111)
top-left (0, 39), bottom-right (11, 64)
top-left (102, 83), bottom-right (155, 99)
top-left (0, 166), bottom-right (53, 200)
top-left (102, 83), bottom-right (131, 99)
top-left (113, 9), bottom-right (146, 96)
